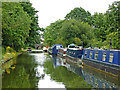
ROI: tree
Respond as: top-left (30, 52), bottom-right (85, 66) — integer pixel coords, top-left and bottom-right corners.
top-left (74, 37), bottom-right (81, 46)
top-left (65, 7), bottom-right (92, 25)
top-left (2, 2), bottom-right (32, 51)
top-left (44, 20), bottom-right (65, 46)
top-left (43, 1), bottom-right (120, 49)
top-left (90, 1), bottom-right (120, 49)
top-left (61, 19), bottom-right (94, 47)
top-left (20, 2), bottom-right (41, 47)
top-left (105, 1), bottom-right (120, 49)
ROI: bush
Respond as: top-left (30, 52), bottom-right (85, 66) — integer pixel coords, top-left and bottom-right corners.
top-left (6, 46), bottom-right (15, 53)
top-left (2, 47), bottom-right (6, 55)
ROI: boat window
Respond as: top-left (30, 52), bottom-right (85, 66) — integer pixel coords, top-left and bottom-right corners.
top-left (90, 51), bottom-right (93, 59)
top-left (102, 53), bottom-right (106, 61)
top-left (95, 51), bottom-right (98, 60)
top-left (84, 50), bottom-right (87, 57)
top-left (109, 53), bottom-right (113, 63)
top-left (69, 46), bottom-right (76, 48)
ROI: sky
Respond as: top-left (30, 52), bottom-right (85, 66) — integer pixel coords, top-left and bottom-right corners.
top-left (30, 0), bottom-right (118, 28)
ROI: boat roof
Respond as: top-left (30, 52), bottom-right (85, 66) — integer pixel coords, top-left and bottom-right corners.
top-left (68, 43), bottom-right (76, 46)
top-left (53, 44), bottom-right (63, 46)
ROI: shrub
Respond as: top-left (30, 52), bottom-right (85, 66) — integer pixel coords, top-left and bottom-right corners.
top-left (2, 47), bottom-right (6, 55)
top-left (6, 46), bottom-right (14, 53)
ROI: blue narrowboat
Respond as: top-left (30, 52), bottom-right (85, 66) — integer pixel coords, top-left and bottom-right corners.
top-left (48, 44), bottom-right (63, 55)
top-left (82, 48), bottom-right (120, 76)
top-left (66, 48), bottom-right (83, 59)
top-left (65, 44), bottom-right (83, 64)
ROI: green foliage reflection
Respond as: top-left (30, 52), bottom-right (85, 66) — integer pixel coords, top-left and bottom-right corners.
top-left (44, 60), bottom-right (92, 88)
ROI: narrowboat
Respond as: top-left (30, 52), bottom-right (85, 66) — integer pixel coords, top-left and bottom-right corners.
top-left (82, 48), bottom-right (120, 76)
top-left (48, 44), bottom-right (63, 55)
top-left (43, 47), bottom-right (48, 52)
top-left (65, 44), bottom-right (83, 64)
top-left (27, 47), bottom-right (32, 52)
top-left (58, 48), bottom-right (67, 57)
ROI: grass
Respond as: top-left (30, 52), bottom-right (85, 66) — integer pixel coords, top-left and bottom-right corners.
top-left (1, 46), bottom-right (28, 74)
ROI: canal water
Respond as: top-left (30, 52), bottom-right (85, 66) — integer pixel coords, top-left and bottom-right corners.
top-left (2, 52), bottom-right (120, 89)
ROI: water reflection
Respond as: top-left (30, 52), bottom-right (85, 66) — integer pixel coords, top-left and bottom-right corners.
top-left (52, 55), bottom-right (82, 76)
top-left (45, 55), bottom-right (92, 88)
top-left (2, 53), bottom-right (40, 88)
top-left (3, 53), bottom-right (119, 89)
top-left (82, 67), bottom-right (120, 88)
top-left (52, 55), bottom-right (64, 67)
top-left (52, 55), bottom-right (120, 89)
top-left (29, 53), bottom-right (65, 88)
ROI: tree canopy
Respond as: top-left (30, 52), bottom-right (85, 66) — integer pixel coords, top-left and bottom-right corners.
top-left (44, 19), bottom-right (94, 47)
top-left (44, 1), bottom-right (120, 49)
top-left (2, 2), bottom-right (32, 50)
top-left (65, 7), bottom-right (92, 24)
top-left (20, 2), bottom-right (41, 47)
top-left (2, 2), bottom-right (41, 51)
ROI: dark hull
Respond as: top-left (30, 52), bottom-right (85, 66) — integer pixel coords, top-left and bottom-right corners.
top-left (43, 50), bottom-right (47, 52)
top-left (83, 59), bottom-right (120, 77)
top-left (65, 55), bottom-right (83, 66)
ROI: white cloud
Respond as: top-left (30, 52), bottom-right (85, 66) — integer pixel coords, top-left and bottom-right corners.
top-left (30, 0), bottom-right (118, 28)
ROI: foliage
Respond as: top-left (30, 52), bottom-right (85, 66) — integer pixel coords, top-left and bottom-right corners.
top-left (20, 2), bottom-right (41, 47)
top-left (6, 46), bottom-right (15, 53)
top-left (74, 37), bottom-right (81, 46)
top-left (44, 19), bottom-right (94, 47)
top-left (105, 1), bottom-right (120, 49)
top-left (2, 2), bottom-right (41, 51)
top-left (61, 19), bottom-right (94, 47)
top-left (59, 1), bottom-right (119, 49)
top-left (2, 47), bottom-right (6, 55)
top-left (2, 2), bottom-right (32, 51)
top-left (2, 46), bottom-right (16, 62)
top-left (65, 7), bottom-right (92, 25)
top-left (44, 20), bottom-right (65, 47)
top-left (104, 32), bottom-right (119, 49)
top-left (91, 13), bottom-right (107, 41)
top-left (91, 1), bottom-right (120, 49)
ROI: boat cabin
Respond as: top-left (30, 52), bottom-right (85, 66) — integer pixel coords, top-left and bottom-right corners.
top-left (51, 44), bottom-right (63, 55)
top-left (83, 49), bottom-right (120, 66)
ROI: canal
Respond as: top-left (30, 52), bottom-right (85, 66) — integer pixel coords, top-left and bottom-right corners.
top-left (2, 52), bottom-right (120, 89)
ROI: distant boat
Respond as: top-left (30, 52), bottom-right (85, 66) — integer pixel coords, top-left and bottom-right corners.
top-left (43, 47), bottom-right (48, 52)
top-left (48, 44), bottom-right (63, 55)
top-left (58, 48), bottom-right (67, 57)
top-left (27, 47), bottom-right (32, 52)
